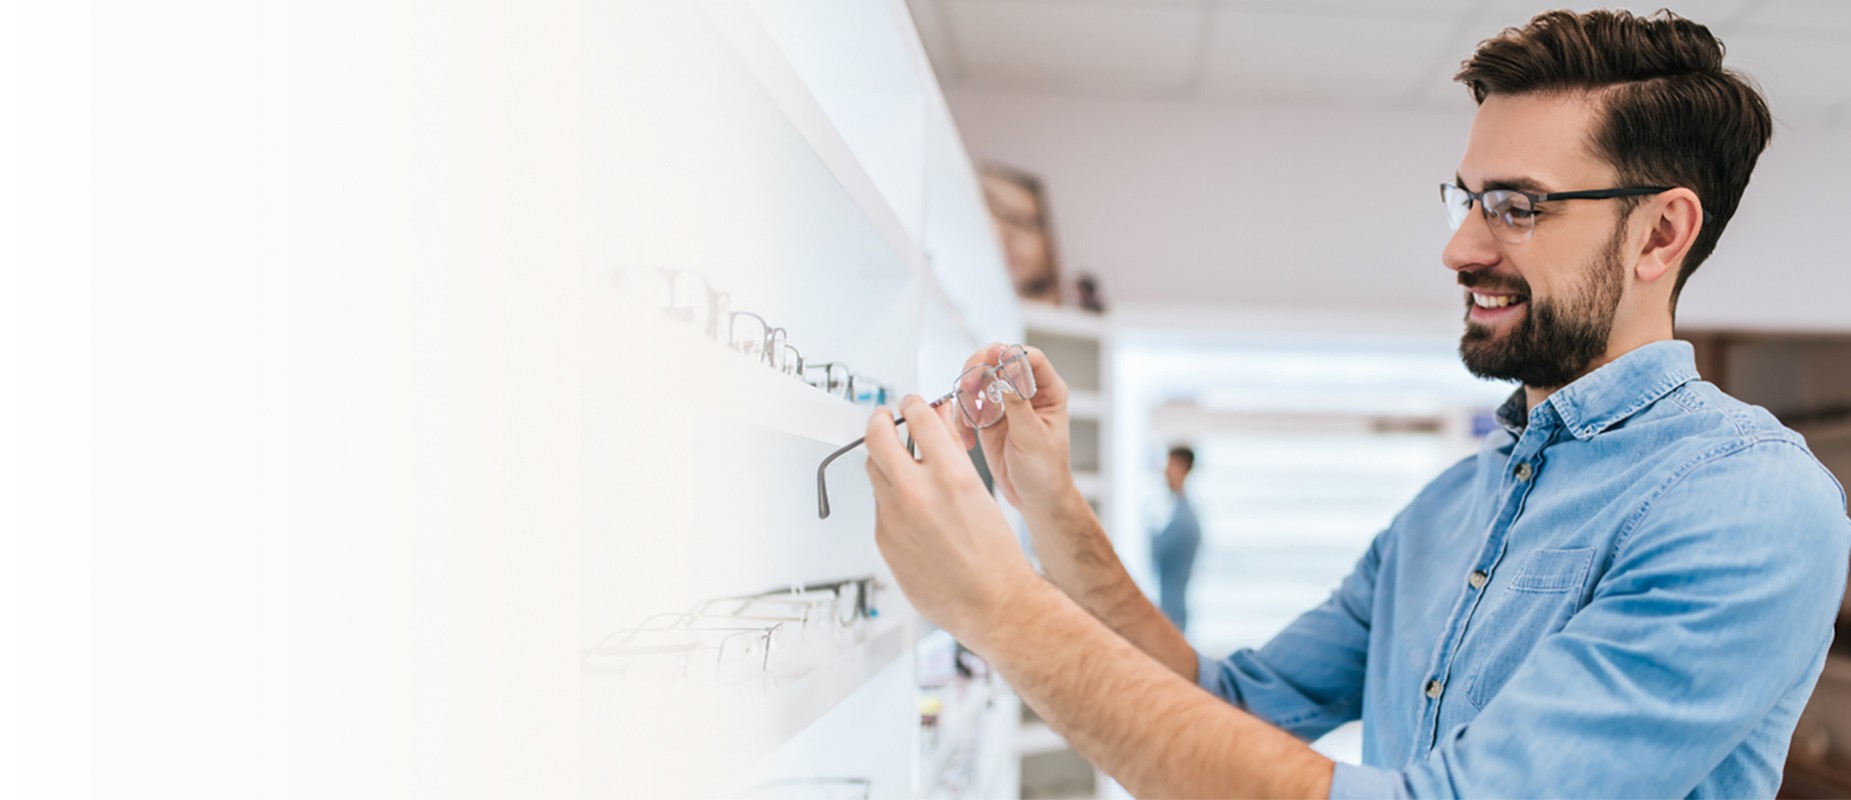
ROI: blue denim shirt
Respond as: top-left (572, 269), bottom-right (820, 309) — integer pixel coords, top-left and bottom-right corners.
top-left (1194, 341), bottom-right (1851, 798)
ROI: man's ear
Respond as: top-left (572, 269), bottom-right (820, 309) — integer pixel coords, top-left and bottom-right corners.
top-left (1636, 187), bottom-right (1703, 285)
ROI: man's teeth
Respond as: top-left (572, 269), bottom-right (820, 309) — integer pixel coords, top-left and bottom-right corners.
top-left (1472, 293), bottom-right (1523, 309)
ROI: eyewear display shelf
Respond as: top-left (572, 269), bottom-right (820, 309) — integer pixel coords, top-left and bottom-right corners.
top-left (587, 2), bottom-right (1020, 798)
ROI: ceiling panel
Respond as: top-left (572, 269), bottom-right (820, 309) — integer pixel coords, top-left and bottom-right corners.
top-left (1736, 0), bottom-right (1851, 34)
top-left (1220, 0), bottom-right (1481, 13)
top-left (943, 0), bottom-right (1205, 93)
top-left (913, 0), bottom-right (1851, 124)
top-left (1202, 8), bottom-right (1460, 104)
top-left (1474, 0), bottom-right (1763, 29)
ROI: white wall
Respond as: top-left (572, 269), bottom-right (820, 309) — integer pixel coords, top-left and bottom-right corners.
top-left (946, 89), bottom-right (1851, 332)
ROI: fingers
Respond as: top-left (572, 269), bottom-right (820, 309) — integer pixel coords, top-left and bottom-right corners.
top-left (1018, 345), bottom-right (1067, 410)
top-left (899, 394), bottom-right (964, 465)
top-left (863, 406), bottom-right (913, 476)
top-left (1000, 369), bottom-right (1042, 433)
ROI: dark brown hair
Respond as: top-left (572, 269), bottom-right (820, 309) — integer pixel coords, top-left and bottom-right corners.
top-left (1168, 446), bottom-right (1195, 472)
top-left (1456, 9), bottom-right (1772, 300)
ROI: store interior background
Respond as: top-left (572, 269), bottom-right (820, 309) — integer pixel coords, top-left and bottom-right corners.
top-left (910, 0), bottom-right (1851, 796)
top-left (20, 2), bottom-right (1851, 799)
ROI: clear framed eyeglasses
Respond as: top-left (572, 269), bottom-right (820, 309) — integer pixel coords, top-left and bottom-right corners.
top-left (727, 311), bottom-right (803, 376)
top-left (1439, 183), bottom-right (1708, 244)
top-left (814, 344), bottom-right (1036, 519)
top-left (580, 622), bottom-right (784, 687)
top-left (660, 269), bottom-right (732, 341)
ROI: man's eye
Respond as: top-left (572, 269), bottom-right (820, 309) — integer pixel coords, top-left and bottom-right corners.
top-left (1504, 206), bottom-right (1536, 220)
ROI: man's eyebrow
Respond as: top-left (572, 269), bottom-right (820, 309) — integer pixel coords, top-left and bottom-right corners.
top-left (1454, 174), bottom-right (1551, 193)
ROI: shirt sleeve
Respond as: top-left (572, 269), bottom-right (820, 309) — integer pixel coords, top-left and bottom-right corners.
top-left (1195, 523), bottom-right (1389, 742)
top-left (1331, 443), bottom-right (1851, 799)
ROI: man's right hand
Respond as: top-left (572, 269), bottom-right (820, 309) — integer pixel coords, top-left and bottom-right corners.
top-left (956, 343), bottom-right (1080, 519)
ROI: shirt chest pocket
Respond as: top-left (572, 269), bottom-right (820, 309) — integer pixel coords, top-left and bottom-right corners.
top-left (1464, 546), bottom-right (1595, 710)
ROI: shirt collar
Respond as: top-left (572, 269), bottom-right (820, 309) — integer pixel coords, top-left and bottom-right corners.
top-left (1490, 340), bottom-right (1701, 441)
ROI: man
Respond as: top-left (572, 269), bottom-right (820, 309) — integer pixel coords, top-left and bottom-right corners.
top-left (1152, 446), bottom-right (1201, 633)
top-left (860, 10), bottom-right (1851, 798)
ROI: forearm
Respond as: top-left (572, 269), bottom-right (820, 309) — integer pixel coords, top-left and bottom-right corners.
top-left (969, 579), bottom-right (1333, 799)
top-left (1023, 488), bottom-right (1199, 680)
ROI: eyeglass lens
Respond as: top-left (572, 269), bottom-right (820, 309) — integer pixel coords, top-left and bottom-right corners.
top-left (1441, 185), bottom-right (1535, 244)
top-left (953, 345), bottom-right (1037, 429)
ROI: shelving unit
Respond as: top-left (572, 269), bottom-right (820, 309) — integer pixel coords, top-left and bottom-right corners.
top-left (586, 2), bottom-right (1023, 797)
top-left (1022, 304), bottom-right (1117, 527)
top-left (1019, 303), bottom-right (1117, 799)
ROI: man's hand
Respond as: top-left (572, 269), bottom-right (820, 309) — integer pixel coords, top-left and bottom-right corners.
top-left (864, 394), bottom-right (1042, 639)
top-left (955, 344), bottom-right (1078, 518)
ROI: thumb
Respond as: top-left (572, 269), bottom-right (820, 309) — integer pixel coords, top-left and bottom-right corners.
top-left (999, 376), bottom-right (1042, 440)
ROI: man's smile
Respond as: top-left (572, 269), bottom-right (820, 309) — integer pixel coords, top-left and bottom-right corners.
top-left (1467, 290), bottom-right (1528, 323)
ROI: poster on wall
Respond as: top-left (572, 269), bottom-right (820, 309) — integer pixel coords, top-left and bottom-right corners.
top-left (978, 163), bottom-right (1064, 306)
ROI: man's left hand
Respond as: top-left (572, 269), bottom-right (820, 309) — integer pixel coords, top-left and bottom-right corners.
top-left (864, 394), bottom-right (1042, 641)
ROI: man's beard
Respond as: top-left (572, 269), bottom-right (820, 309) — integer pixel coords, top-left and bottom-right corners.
top-left (1458, 225), bottom-right (1626, 388)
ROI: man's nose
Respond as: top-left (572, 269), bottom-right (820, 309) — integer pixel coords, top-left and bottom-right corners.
top-left (1443, 203), bottom-right (1501, 274)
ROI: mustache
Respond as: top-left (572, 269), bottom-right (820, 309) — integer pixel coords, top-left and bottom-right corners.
top-left (1458, 271), bottom-right (1530, 296)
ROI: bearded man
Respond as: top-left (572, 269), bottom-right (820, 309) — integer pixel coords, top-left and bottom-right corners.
top-left (857, 9), bottom-right (1851, 798)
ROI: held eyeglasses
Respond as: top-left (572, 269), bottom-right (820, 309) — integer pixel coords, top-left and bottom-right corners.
top-left (814, 344), bottom-right (1036, 519)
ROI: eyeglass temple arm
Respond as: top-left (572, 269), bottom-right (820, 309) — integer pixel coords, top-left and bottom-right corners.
top-left (815, 393), bottom-right (953, 519)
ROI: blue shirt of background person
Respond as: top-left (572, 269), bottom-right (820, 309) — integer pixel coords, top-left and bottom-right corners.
top-left (1153, 445), bottom-right (1201, 633)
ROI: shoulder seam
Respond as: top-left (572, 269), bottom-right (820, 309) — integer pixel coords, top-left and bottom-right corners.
top-left (1614, 438), bottom-right (1823, 555)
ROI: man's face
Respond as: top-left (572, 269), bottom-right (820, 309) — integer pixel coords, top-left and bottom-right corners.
top-left (1445, 93), bottom-right (1637, 389)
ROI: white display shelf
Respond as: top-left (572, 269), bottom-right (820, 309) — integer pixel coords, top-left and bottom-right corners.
top-left (583, 616), bottom-right (913, 794)
top-left (639, 309), bottom-right (870, 446)
top-left (1020, 303), bottom-right (1112, 339)
top-left (1072, 471), bottom-right (1104, 501)
top-left (923, 679), bottom-right (1023, 799)
top-left (922, 676), bottom-right (994, 789)
top-left (1067, 390), bottom-right (1104, 421)
top-left (700, 0), bottom-right (926, 276)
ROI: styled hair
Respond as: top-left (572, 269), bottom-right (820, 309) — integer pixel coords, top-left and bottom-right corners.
top-left (1168, 446), bottom-right (1195, 472)
top-left (1455, 9), bottom-right (1772, 300)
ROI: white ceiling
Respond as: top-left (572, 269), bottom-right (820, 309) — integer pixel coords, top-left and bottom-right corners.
top-left (908, 0), bottom-right (1851, 122)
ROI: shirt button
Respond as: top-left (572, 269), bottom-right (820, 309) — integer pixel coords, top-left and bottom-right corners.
top-left (1468, 570), bottom-right (1488, 589)
top-left (1513, 462), bottom-right (1534, 481)
top-left (1425, 680), bottom-right (1443, 699)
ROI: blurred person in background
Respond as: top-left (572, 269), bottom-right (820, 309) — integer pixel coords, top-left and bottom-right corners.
top-left (1152, 445), bottom-right (1201, 633)
top-left (859, 9), bottom-right (1851, 799)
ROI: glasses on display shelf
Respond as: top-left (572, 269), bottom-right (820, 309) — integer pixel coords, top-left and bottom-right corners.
top-left (581, 575), bottom-right (882, 687)
top-left (814, 344), bottom-right (1037, 519)
top-left (648, 269), bottom-right (900, 408)
top-left (660, 268), bottom-right (733, 341)
top-left (727, 310), bottom-right (804, 376)
top-left (580, 622), bottom-right (784, 687)
top-left (734, 778), bottom-right (871, 800)
top-left (804, 362), bottom-right (893, 407)
top-left (640, 578), bottom-right (881, 649)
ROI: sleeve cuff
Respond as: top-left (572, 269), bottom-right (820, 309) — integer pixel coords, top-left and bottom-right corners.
top-left (1195, 649), bottom-right (1221, 695)
top-left (1328, 762), bottom-right (1401, 800)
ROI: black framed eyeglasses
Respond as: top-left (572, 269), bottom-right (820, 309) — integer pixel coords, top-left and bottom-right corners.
top-left (1440, 183), bottom-right (1711, 244)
